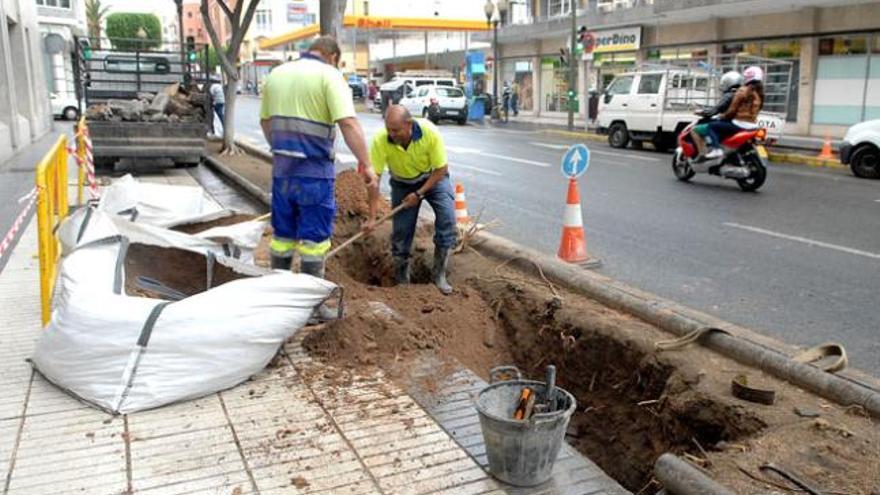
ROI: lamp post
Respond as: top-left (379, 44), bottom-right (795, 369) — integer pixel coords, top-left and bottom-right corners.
top-left (484, 0), bottom-right (508, 120)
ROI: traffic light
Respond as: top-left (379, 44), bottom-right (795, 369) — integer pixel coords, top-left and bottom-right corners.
top-left (575, 25), bottom-right (587, 54)
top-left (186, 36), bottom-right (197, 62)
top-left (559, 47), bottom-right (568, 67)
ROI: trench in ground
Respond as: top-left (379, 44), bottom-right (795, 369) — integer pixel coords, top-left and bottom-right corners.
top-left (330, 239), bottom-right (767, 492)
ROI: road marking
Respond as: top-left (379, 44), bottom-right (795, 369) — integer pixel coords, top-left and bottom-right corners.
top-left (588, 148), bottom-right (662, 162)
top-left (446, 145), bottom-right (550, 168)
top-left (724, 222), bottom-right (880, 260)
top-left (453, 164), bottom-right (502, 176)
top-left (529, 142), bottom-right (570, 150)
top-left (875, 199), bottom-right (880, 203)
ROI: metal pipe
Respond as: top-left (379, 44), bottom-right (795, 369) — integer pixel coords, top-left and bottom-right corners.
top-left (654, 454), bottom-right (736, 495)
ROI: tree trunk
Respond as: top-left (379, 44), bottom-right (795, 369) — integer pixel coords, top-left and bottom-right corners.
top-left (222, 83), bottom-right (238, 153)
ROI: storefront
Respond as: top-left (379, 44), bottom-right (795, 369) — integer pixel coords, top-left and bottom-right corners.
top-left (583, 26), bottom-right (641, 93)
top-left (500, 58), bottom-right (535, 112)
top-left (812, 33), bottom-right (880, 126)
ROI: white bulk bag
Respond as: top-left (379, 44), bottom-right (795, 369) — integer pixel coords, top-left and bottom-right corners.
top-left (32, 234), bottom-right (336, 414)
top-left (97, 174), bottom-right (224, 227)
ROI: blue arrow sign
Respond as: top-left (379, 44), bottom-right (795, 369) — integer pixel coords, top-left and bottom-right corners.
top-left (561, 144), bottom-right (590, 179)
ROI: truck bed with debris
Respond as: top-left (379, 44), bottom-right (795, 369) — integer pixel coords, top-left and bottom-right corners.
top-left (74, 37), bottom-right (211, 168)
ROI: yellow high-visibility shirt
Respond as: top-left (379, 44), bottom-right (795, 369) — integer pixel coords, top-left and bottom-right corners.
top-left (259, 54), bottom-right (354, 125)
top-left (370, 119), bottom-right (448, 180)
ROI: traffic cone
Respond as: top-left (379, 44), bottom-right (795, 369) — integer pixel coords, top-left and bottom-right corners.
top-left (454, 182), bottom-right (471, 226)
top-left (557, 178), bottom-right (593, 265)
top-left (818, 136), bottom-right (835, 160)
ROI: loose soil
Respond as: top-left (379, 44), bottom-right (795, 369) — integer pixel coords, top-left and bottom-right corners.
top-left (124, 244), bottom-right (248, 299)
top-left (229, 157), bottom-right (880, 493)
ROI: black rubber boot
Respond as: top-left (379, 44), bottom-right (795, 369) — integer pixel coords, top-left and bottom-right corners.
top-left (300, 258), bottom-right (340, 324)
top-left (433, 248), bottom-right (452, 295)
top-left (394, 257), bottom-right (411, 285)
top-left (270, 254), bottom-right (292, 270)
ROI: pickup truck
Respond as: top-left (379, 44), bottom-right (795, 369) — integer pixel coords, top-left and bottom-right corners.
top-left (74, 37), bottom-right (210, 168)
top-left (596, 68), bottom-right (786, 152)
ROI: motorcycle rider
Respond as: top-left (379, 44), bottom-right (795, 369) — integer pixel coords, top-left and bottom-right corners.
top-left (690, 71), bottom-right (742, 160)
top-left (702, 66), bottom-right (765, 160)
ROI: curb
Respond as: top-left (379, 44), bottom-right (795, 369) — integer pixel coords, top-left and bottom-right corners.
top-left (541, 128), bottom-right (608, 144)
top-left (471, 231), bottom-right (880, 416)
top-left (767, 151), bottom-right (847, 170)
top-left (204, 145), bottom-right (880, 416)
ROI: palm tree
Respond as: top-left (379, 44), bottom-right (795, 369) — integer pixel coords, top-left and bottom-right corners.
top-left (84, 0), bottom-right (110, 48)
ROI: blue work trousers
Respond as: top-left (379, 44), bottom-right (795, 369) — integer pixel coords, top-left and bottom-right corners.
top-left (390, 175), bottom-right (457, 259)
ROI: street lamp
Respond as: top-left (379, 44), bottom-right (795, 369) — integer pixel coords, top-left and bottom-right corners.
top-left (484, 0), bottom-right (508, 120)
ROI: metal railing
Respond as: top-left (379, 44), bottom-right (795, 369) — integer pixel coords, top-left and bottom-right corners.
top-left (36, 136), bottom-right (71, 326)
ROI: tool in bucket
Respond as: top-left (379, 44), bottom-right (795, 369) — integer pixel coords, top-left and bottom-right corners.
top-left (477, 365), bottom-right (577, 486)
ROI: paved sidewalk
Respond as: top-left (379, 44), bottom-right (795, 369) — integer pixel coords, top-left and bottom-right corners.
top-left (0, 167), bottom-right (628, 495)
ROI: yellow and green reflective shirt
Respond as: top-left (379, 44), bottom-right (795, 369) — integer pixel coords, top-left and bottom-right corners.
top-left (370, 119), bottom-right (448, 180)
top-left (260, 53), bottom-right (355, 179)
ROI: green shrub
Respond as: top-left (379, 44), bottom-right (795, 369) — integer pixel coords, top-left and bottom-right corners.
top-left (105, 13), bottom-right (162, 50)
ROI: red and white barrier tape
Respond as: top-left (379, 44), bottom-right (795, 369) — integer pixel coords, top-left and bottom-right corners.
top-left (83, 128), bottom-right (98, 198)
top-left (0, 187), bottom-right (39, 260)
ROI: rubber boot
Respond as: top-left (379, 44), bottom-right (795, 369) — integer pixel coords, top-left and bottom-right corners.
top-left (301, 258), bottom-right (340, 324)
top-left (433, 248), bottom-right (453, 295)
top-left (271, 254), bottom-right (292, 270)
top-left (394, 257), bottom-right (411, 285)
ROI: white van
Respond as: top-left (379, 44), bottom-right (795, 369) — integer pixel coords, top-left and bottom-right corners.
top-left (597, 68), bottom-right (785, 151)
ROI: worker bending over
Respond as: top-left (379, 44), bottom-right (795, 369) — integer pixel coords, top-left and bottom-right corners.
top-left (367, 105), bottom-right (458, 295)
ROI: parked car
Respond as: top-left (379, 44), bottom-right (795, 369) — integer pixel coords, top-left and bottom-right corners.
top-left (840, 119), bottom-right (880, 179)
top-left (399, 85), bottom-right (468, 125)
top-left (50, 93), bottom-right (80, 121)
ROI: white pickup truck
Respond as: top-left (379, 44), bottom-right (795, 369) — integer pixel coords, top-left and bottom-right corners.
top-left (596, 68), bottom-right (785, 151)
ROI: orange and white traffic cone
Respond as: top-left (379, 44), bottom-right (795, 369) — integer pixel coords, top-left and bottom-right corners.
top-left (557, 178), bottom-right (598, 267)
top-left (454, 182), bottom-right (471, 226)
top-left (818, 136), bottom-right (835, 160)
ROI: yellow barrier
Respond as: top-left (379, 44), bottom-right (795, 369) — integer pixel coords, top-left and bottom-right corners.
top-left (36, 135), bottom-right (70, 326)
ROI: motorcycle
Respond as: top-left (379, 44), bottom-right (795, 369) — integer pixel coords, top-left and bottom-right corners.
top-left (672, 117), bottom-right (769, 192)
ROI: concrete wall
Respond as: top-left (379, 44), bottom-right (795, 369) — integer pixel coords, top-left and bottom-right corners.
top-left (1, 0), bottom-right (51, 162)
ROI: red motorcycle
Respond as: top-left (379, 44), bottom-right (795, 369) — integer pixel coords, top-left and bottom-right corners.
top-left (672, 119), bottom-right (769, 192)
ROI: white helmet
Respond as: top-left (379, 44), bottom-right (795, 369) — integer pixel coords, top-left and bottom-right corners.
top-left (743, 66), bottom-right (764, 84)
top-left (719, 71), bottom-right (743, 92)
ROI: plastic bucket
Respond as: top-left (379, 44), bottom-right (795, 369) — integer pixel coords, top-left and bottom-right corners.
top-left (475, 377), bottom-right (577, 486)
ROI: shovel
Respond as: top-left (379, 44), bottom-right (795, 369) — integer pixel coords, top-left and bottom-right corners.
top-left (326, 202), bottom-right (408, 259)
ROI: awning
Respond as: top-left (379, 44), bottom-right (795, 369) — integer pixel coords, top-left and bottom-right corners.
top-left (259, 16), bottom-right (489, 50)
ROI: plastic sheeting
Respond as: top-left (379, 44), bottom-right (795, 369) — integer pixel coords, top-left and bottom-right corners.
top-left (97, 174), bottom-right (225, 227)
top-left (32, 177), bottom-right (335, 414)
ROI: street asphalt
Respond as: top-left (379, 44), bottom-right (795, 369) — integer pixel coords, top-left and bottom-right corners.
top-left (233, 95), bottom-right (880, 374)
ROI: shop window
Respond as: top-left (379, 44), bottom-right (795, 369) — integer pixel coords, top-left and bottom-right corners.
top-left (637, 73), bottom-right (662, 94)
top-left (761, 40), bottom-right (799, 59)
top-left (502, 58), bottom-right (534, 111)
top-left (872, 34), bottom-right (880, 54)
top-left (819, 36), bottom-right (868, 56)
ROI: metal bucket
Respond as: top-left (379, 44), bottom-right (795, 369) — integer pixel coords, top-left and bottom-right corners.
top-left (475, 367), bottom-right (577, 487)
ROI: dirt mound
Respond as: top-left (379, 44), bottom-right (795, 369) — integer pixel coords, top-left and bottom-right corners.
top-left (247, 167), bottom-right (879, 494)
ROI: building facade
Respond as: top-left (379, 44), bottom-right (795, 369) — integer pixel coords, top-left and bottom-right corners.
top-left (36, 0), bottom-right (85, 105)
top-left (493, 0), bottom-right (880, 136)
top-left (1, 0), bottom-right (52, 162)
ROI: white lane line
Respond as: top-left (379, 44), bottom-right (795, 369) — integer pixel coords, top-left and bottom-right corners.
top-left (588, 148), bottom-right (663, 162)
top-left (531, 141), bottom-right (663, 162)
top-left (446, 145), bottom-right (550, 168)
top-left (529, 142), bottom-right (569, 150)
top-left (453, 164), bottom-right (503, 176)
top-left (724, 222), bottom-right (880, 260)
top-left (875, 199), bottom-right (880, 203)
